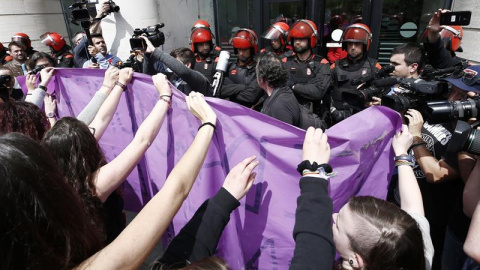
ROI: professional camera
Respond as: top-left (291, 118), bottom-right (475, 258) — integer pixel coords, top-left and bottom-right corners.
top-left (381, 78), bottom-right (448, 112)
top-left (342, 65), bottom-right (395, 108)
top-left (105, 0), bottom-right (120, 14)
top-left (130, 24), bottom-right (165, 51)
top-left (446, 120), bottom-right (480, 155)
top-left (28, 65), bottom-right (46, 75)
top-left (427, 96), bottom-right (480, 124)
top-left (69, 0), bottom-right (91, 23)
top-left (421, 60), bottom-right (468, 81)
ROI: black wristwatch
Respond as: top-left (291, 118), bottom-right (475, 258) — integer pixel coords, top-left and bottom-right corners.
top-left (46, 112), bottom-right (56, 118)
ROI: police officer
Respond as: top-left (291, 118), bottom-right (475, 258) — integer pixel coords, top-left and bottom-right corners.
top-left (189, 20), bottom-right (221, 84)
top-left (11, 33), bottom-right (38, 59)
top-left (260, 22), bottom-right (293, 58)
top-left (282, 19), bottom-right (331, 118)
top-left (0, 42), bottom-right (13, 66)
top-left (40, 32), bottom-right (74, 68)
top-left (329, 23), bottom-right (381, 124)
top-left (218, 28), bottom-right (263, 108)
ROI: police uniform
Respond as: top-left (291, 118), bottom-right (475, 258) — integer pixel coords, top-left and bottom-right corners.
top-left (219, 58), bottom-right (263, 108)
top-left (193, 46), bottom-right (221, 84)
top-left (1, 52), bottom-right (13, 65)
top-left (282, 53), bottom-right (331, 117)
top-left (329, 55), bottom-right (381, 124)
top-left (260, 45), bottom-right (294, 58)
top-left (52, 45), bottom-right (74, 68)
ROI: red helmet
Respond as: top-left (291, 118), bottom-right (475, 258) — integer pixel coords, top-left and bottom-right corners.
top-left (262, 22), bottom-right (289, 45)
top-left (189, 27), bottom-right (214, 52)
top-left (287, 19), bottom-right (318, 48)
top-left (440, 25), bottom-right (463, 52)
top-left (192, 19), bottom-right (211, 30)
top-left (12, 33), bottom-right (31, 49)
top-left (341, 23), bottom-right (372, 50)
top-left (40, 32), bottom-right (66, 52)
top-left (230, 28), bottom-right (258, 54)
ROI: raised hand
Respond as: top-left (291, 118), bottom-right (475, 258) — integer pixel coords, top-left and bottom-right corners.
top-left (152, 73), bottom-right (172, 97)
top-left (392, 124), bottom-right (413, 156)
top-left (103, 66), bottom-right (119, 88)
top-left (26, 74), bottom-right (37, 93)
top-left (222, 156), bottom-right (259, 200)
top-left (186, 92), bottom-right (217, 125)
top-left (405, 109), bottom-right (424, 137)
top-left (118, 67), bottom-right (134, 85)
top-left (39, 67), bottom-right (55, 87)
top-left (302, 127), bottom-right (330, 165)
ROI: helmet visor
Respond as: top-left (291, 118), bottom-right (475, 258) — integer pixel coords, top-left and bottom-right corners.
top-left (262, 27), bottom-right (282, 40)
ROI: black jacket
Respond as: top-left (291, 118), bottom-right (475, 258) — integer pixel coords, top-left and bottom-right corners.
top-left (154, 188), bottom-right (239, 269)
top-left (423, 37), bottom-right (462, 69)
top-left (261, 86), bottom-right (301, 127)
top-left (290, 176), bottom-right (335, 270)
top-left (219, 59), bottom-right (263, 107)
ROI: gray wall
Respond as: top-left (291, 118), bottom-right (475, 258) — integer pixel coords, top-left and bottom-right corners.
top-left (0, 0), bottom-right (69, 53)
top-left (452, 0), bottom-right (480, 64)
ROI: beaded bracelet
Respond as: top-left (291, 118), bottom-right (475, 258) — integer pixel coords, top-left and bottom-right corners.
top-left (115, 81), bottom-right (127, 91)
top-left (198, 122), bottom-right (216, 132)
top-left (395, 160), bottom-right (415, 167)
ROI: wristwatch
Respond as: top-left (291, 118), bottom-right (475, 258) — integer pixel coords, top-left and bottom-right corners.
top-left (38, 85), bottom-right (47, 91)
top-left (47, 112), bottom-right (56, 118)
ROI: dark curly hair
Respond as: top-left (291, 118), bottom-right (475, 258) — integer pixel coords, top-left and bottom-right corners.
top-left (256, 52), bottom-right (288, 89)
top-left (0, 133), bottom-right (103, 269)
top-left (0, 101), bottom-right (50, 141)
top-left (41, 117), bottom-right (107, 239)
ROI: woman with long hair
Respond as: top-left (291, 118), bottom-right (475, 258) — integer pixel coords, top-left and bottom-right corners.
top-left (41, 70), bottom-right (171, 243)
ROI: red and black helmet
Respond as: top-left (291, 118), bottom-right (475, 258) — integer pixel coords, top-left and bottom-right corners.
top-left (40, 32), bottom-right (66, 52)
top-left (189, 20), bottom-right (215, 53)
top-left (341, 23), bottom-right (372, 51)
top-left (287, 19), bottom-right (318, 48)
top-left (230, 28), bottom-right (258, 54)
top-left (440, 25), bottom-right (463, 52)
top-left (262, 22), bottom-right (289, 45)
top-left (12, 33), bottom-right (32, 49)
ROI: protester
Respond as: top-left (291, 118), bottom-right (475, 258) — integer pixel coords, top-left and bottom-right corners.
top-left (1, 92), bottom-right (221, 269)
top-left (0, 101), bottom-right (50, 142)
top-left (257, 52), bottom-right (301, 127)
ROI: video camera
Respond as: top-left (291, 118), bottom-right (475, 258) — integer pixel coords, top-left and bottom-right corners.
top-left (130, 24), bottom-right (165, 51)
top-left (381, 78), bottom-right (448, 113)
top-left (427, 96), bottom-right (480, 124)
top-left (69, 0), bottom-right (119, 23)
top-left (342, 65), bottom-right (395, 108)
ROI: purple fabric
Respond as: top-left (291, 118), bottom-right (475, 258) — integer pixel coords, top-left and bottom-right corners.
top-left (21, 68), bottom-right (402, 269)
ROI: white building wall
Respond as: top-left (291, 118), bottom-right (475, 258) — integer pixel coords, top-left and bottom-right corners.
top-left (98, 0), bottom-right (215, 60)
top-left (452, 0), bottom-right (480, 64)
top-left (0, 0), bottom-right (69, 53)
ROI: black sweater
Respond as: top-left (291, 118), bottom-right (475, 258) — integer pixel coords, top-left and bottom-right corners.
top-left (290, 176), bottom-right (335, 270)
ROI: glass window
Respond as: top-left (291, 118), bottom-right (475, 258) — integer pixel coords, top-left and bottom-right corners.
top-left (267, 1), bottom-right (306, 25)
top-left (377, 0), bottom-right (444, 65)
top-left (216, 0), bottom-right (255, 49)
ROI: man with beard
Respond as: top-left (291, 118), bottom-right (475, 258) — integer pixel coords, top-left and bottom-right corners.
top-left (189, 20), bottom-right (221, 84)
top-left (217, 28), bottom-right (263, 108)
top-left (260, 22), bottom-right (293, 58)
top-left (11, 33), bottom-right (38, 59)
top-left (329, 23), bottom-right (381, 125)
top-left (282, 20), bottom-right (331, 121)
top-left (82, 33), bottom-right (121, 69)
top-left (3, 42), bottom-right (27, 77)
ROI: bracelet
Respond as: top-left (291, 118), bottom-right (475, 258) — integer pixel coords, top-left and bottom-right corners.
top-left (297, 160), bottom-right (333, 175)
top-left (37, 85), bottom-right (47, 92)
top-left (395, 160), bottom-right (415, 167)
top-left (393, 154), bottom-right (414, 163)
top-left (302, 167), bottom-right (329, 179)
top-left (198, 122), bottom-right (216, 132)
top-left (408, 142), bottom-right (427, 152)
top-left (102, 83), bottom-right (114, 89)
top-left (159, 96), bottom-right (171, 106)
top-left (160, 94), bottom-right (172, 99)
top-left (115, 81), bottom-right (127, 91)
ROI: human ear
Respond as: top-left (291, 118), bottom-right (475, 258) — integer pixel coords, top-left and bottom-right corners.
top-left (410, 63), bottom-right (418, 74)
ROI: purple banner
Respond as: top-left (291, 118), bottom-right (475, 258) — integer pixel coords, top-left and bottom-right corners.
top-left (19, 69), bottom-right (402, 269)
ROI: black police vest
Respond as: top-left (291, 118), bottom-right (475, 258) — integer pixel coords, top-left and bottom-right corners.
top-left (194, 56), bottom-right (217, 84)
top-left (226, 61), bottom-right (256, 85)
top-left (284, 54), bottom-right (325, 85)
top-left (331, 57), bottom-right (377, 110)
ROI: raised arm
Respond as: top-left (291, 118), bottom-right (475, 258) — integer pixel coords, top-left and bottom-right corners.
top-left (76, 92), bottom-right (217, 270)
top-left (94, 72), bottom-right (169, 202)
top-left (392, 124), bottom-right (424, 215)
top-left (290, 127), bottom-right (335, 270)
top-left (88, 67), bottom-right (133, 140)
top-left (24, 67), bottom-right (55, 108)
top-left (76, 67), bottom-right (119, 125)
top-left (463, 157), bottom-right (480, 218)
top-left (158, 155), bottom-right (258, 267)
top-left (406, 109), bottom-right (459, 183)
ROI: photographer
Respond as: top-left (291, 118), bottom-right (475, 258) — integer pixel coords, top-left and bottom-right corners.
top-left (82, 33), bottom-right (121, 69)
top-left (72, 2), bottom-right (111, 68)
top-left (142, 36), bottom-right (212, 96)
